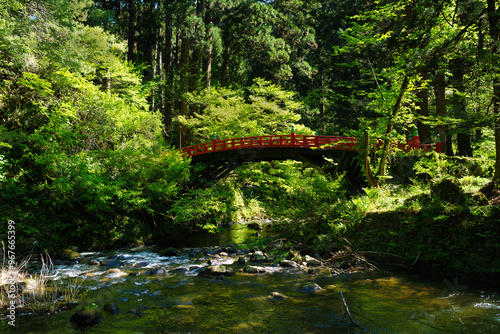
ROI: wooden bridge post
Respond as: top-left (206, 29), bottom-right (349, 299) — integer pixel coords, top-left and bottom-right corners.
top-left (412, 126), bottom-right (420, 150)
top-left (407, 131), bottom-right (413, 151)
top-left (212, 132), bottom-right (217, 151)
top-left (436, 133), bottom-right (442, 153)
top-left (291, 125), bottom-right (296, 146)
top-left (315, 129), bottom-right (319, 146)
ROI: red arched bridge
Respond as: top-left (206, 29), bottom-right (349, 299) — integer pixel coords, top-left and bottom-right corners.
top-left (178, 131), bottom-right (441, 183)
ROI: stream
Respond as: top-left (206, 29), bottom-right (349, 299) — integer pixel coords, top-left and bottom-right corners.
top-left (2, 221), bottom-right (499, 333)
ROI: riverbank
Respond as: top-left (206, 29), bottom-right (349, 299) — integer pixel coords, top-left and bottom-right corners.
top-left (268, 181), bottom-right (500, 286)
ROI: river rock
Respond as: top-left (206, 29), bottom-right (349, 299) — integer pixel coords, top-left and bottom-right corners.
top-left (128, 309), bottom-right (141, 317)
top-left (225, 246), bottom-right (238, 254)
top-left (280, 260), bottom-right (298, 268)
top-left (61, 249), bottom-right (80, 260)
top-left (151, 268), bottom-right (168, 275)
top-left (238, 256), bottom-right (247, 264)
top-left (133, 261), bottom-right (148, 267)
top-left (198, 265), bottom-right (235, 277)
top-left (103, 303), bottom-right (119, 314)
top-left (128, 270), bottom-right (150, 277)
top-left (104, 261), bottom-right (122, 267)
top-left (269, 292), bottom-right (286, 300)
top-left (305, 255), bottom-right (322, 266)
top-left (170, 267), bottom-right (188, 275)
top-left (160, 247), bottom-right (179, 256)
top-left (207, 259), bottom-right (219, 265)
top-left (300, 283), bottom-right (323, 293)
top-left (70, 309), bottom-right (103, 329)
top-left (105, 268), bottom-right (127, 277)
top-left (250, 251), bottom-right (267, 262)
top-left (243, 265), bottom-right (267, 273)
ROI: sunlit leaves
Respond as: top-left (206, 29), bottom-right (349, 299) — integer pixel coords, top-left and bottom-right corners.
top-left (185, 78), bottom-right (305, 141)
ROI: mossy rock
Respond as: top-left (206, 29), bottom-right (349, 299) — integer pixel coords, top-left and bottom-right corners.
top-left (60, 249), bottom-right (80, 260)
top-left (430, 179), bottom-right (464, 202)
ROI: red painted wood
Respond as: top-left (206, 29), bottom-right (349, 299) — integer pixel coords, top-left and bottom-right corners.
top-left (178, 134), bottom-right (440, 158)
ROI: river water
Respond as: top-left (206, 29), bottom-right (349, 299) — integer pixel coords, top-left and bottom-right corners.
top-left (2, 222), bottom-right (499, 333)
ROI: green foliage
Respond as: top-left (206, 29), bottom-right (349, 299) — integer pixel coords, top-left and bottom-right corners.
top-left (184, 78), bottom-right (306, 141)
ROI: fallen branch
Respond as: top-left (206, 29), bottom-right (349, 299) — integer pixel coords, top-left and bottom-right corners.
top-left (340, 289), bottom-right (361, 328)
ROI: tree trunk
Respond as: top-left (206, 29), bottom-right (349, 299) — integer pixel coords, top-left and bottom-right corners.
top-left (127, 0), bottom-right (137, 63)
top-left (451, 59), bottom-right (473, 157)
top-left (377, 76), bottom-right (409, 180)
top-left (320, 72), bottom-right (326, 133)
top-left (434, 71), bottom-right (448, 154)
top-left (416, 74), bottom-right (431, 143)
top-left (142, 0), bottom-right (154, 83)
top-left (178, 35), bottom-right (191, 148)
top-left (487, 0), bottom-right (500, 183)
top-left (115, 0), bottom-right (122, 35)
top-left (220, 43), bottom-right (230, 87)
top-left (204, 1), bottom-right (213, 90)
top-left (163, 5), bottom-right (174, 141)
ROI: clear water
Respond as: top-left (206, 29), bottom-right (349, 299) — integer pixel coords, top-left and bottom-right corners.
top-left (2, 222), bottom-right (499, 334)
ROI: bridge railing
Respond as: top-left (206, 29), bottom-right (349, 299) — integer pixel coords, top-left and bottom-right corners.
top-left (178, 132), bottom-right (441, 158)
top-left (179, 134), bottom-right (361, 157)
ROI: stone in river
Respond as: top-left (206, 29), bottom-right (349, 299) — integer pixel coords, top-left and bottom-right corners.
top-left (198, 265), bottom-right (235, 277)
top-left (160, 247), bottom-right (179, 256)
top-left (61, 249), bottom-right (80, 260)
top-left (250, 251), bottom-right (267, 262)
top-left (280, 260), bottom-right (298, 267)
top-left (269, 292), bottom-right (286, 300)
top-left (304, 255), bottom-right (322, 266)
top-left (300, 283), bottom-right (323, 293)
top-left (151, 268), bottom-right (168, 275)
top-left (243, 265), bottom-right (267, 273)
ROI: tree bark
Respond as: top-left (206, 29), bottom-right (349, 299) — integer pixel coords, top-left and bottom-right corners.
top-left (203, 0), bottom-right (213, 90)
top-left (127, 0), bottom-right (137, 63)
top-left (434, 71), bottom-right (448, 154)
top-left (220, 42), bottom-right (230, 87)
top-left (451, 59), bottom-right (473, 157)
top-left (178, 35), bottom-right (191, 148)
top-left (163, 4), bottom-right (174, 141)
top-left (142, 0), bottom-right (154, 83)
top-left (416, 74), bottom-right (431, 143)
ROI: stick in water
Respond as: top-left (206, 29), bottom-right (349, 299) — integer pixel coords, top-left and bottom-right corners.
top-left (340, 289), bottom-right (361, 328)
